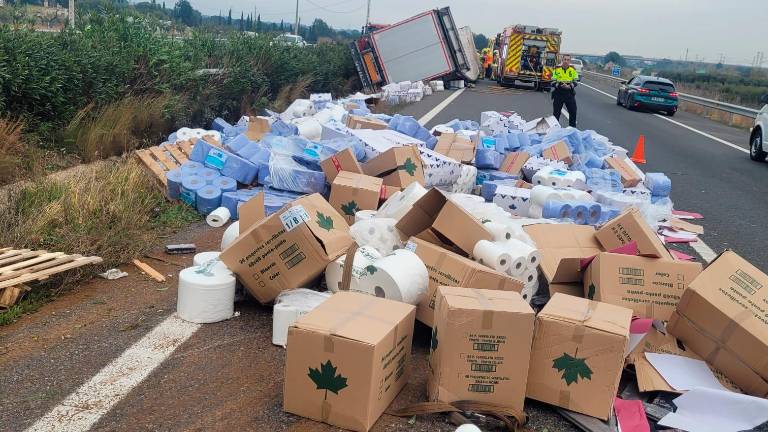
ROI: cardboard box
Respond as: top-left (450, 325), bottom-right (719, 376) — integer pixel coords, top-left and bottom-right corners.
top-left (406, 237), bottom-right (524, 326)
top-left (346, 115), bottom-right (388, 130)
top-left (668, 250), bottom-right (768, 397)
top-left (433, 133), bottom-right (476, 164)
top-left (583, 252), bottom-right (702, 320)
top-left (595, 208), bottom-right (671, 258)
top-left (246, 116), bottom-right (271, 141)
top-left (428, 287), bottom-right (534, 412)
top-left (379, 184), bottom-right (401, 202)
top-left (604, 157), bottom-right (641, 187)
top-left (362, 146), bottom-right (425, 188)
top-left (284, 292), bottom-right (416, 432)
top-left (526, 294), bottom-right (632, 420)
top-left (524, 224), bottom-right (602, 283)
top-left (220, 193), bottom-right (352, 303)
top-left (541, 140), bottom-right (572, 165)
top-left (499, 151), bottom-right (531, 176)
top-left (329, 171), bottom-right (384, 225)
top-left (321, 148), bottom-right (364, 184)
top-left (397, 188), bottom-right (493, 257)
top-left (350, 129), bottom-right (425, 161)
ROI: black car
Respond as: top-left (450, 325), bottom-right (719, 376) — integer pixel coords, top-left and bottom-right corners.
top-left (617, 75), bottom-right (679, 116)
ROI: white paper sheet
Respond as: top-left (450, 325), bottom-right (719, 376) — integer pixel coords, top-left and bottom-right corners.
top-left (660, 229), bottom-right (699, 240)
top-left (659, 387), bottom-right (768, 432)
top-left (645, 353), bottom-right (728, 391)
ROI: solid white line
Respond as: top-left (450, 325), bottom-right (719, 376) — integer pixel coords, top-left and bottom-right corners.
top-left (418, 88), bottom-right (466, 126)
top-left (26, 315), bottom-right (200, 432)
top-left (578, 81), bottom-right (749, 154)
top-left (690, 239), bottom-right (719, 264)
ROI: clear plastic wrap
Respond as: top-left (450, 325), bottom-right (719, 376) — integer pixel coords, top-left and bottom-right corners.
top-left (267, 154), bottom-right (326, 194)
top-left (349, 218), bottom-right (404, 255)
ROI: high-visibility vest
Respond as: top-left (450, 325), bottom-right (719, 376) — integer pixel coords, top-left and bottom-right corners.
top-left (552, 66), bottom-right (578, 83)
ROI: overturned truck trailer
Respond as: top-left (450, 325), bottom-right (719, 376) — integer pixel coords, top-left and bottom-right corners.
top-left (350, 7), bottom-right (479, 92)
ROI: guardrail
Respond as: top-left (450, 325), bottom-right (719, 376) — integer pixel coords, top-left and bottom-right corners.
top-left (581, 70), bottom-right (760, 120)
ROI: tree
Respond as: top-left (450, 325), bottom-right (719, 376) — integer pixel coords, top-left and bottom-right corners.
top-left (256, 13), bottom-right (261, 32)
top-left (173, 0), bottom-right (199, 27)
top-left (279, 18), bottom-right (283, 32)
top-left (227, 8), bottom-right (231, 26)
top-left (239, 11), bottom-right (243, 31)
top-left (473, 33), bottom-right (489, 50)
top-left (604, 51), bottom-right (627, 67)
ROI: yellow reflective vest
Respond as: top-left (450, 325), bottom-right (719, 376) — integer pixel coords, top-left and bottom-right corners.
top-left (552, 66), bottom-right (578, 84)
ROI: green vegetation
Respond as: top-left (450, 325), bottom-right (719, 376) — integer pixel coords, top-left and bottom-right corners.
top-left (604, 51), bottom-right (627, 67)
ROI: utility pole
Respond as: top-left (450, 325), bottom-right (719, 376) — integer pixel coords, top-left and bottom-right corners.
top-left (365, 0), bottom-right (371, 29)
top-left (684, 48), bottom-right (688, 62)
top-left (68, 0), bottom-right (75, 28)
top-left (294, 0), bottom-right (299, 35)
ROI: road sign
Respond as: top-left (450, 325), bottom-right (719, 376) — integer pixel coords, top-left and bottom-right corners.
top-left (611, 66), bottom-right (622, 77)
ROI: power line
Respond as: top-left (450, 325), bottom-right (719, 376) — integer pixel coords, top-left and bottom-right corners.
top-left (304, 0), bottom-right (364, 14)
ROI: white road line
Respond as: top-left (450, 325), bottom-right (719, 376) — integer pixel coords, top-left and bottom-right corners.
top-left (578, 81), bottom-right (749, 154)
top-left (26, 315), bottom-right (200, 432)
top-left (418, 88), bottom-right (466, 126)
top-left (690, 239), bottom-right (718, 264)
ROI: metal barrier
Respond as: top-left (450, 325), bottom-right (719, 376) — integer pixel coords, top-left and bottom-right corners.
top-left (581, 70), bottom-right (760, 120)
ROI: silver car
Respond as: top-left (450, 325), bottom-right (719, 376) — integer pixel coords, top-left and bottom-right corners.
top-left (750, 94), bottom-right (768, 161)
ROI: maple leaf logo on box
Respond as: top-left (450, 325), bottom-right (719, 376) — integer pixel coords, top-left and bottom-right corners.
top-left (397, 158), bottom-right (417, 176)
top-left (316, 211), bottom-right (334, 231)
top-left (587, 283), bottom-right (596, 300)
top-left (340, 200), bottom-right (359, 216)
top-left (552, 351), bottom-right (592, 385)
top-left (308, 360), bottom-right (349, 400)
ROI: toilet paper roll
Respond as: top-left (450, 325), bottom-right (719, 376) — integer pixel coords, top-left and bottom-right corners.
top-left (363, 249), bottom-right (428, 305)
top-left (220, 221), bottom-right (240, 250)
top-left (505, 254), bottom-right (527, 277)
top-left (528, 204), bottom-right (543, 218)
top-left (211, 176), bottom-right (237, 192)
top-left (206, 206), bottom-right (231, 227)
top-left (355, 210), bottom-right (378, 223)
top-left (196, 185), bottom-right (223, 215)
top-left (473, 240), bottom-right (513, 272)
top-left (193, 251), bottom-right (231, 274)
top-left (180, 175), bottom-right (205, 206)
top-left (572, 204), bottom-right (589, 225)
top-left (376, 182), bottom-right (427, 220)
top-left (325, 246), bottom-right (383, 293)
top-left (350, 218), bottom-right (403, 255)
top-left (180, 161), bottom-right (203, 174)
top-left (166, 168), bottom-right (183, 200)
top-left (484, 222), bottom-right (516, 242)
top-left (503, 238), bottom-right (540, 269)
top-left (522, 267), bottom-right (538, 285)
top-left (520, 279), bottom-right (539, 303)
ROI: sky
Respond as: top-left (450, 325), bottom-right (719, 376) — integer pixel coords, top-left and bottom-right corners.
top-left (186, 0), bottom-right (768, 65)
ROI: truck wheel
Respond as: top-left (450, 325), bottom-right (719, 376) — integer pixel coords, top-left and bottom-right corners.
top-left (750, 130), bottom-right (766, 162)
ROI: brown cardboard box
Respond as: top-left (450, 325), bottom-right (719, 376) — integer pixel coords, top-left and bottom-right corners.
top-left (246, 116), bottom-right (271, 141)
top-left (362, 146), bottom-right (425, 188)
top-left (328, 171), bottom-right (384, 225)
top-left (604, 157), bottom-right (642, 187)
top-left (321, 148), bottom-right (364, 184)
top-left (583, 252), bottom-right (702, 320)
top-left (397, 188), bottom-right (492, 257)
top-left (595, 208), bottom-right (671, 258)
top-left (346, 115), bottom-right (388, 130)
top-left (284, 292), bottom-right (416, 432)
top-left (379, 184), bottom-right (401, 202)
top-left (406, 237), bottom-right (524, 326)
top-left (541, 140), bottom-right (572, 165)
top-left (499, 151), bottom-right (531, 176)
top-left (527, 294), bottom-right (632, 420)
top-left (668, 250), bottom-right (768, 397)
top-left (524, 224), bottom-right (602, 283)
top-left (434, 133), bottom-right (476, 164)
top-left (220, 193), bottom-right (352, 303)
top-left (428, 286), bottom-right (534, 412)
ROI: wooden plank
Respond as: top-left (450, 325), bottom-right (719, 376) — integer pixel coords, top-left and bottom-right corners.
top-left (132, 259), bottom-right (166, 282)
top-left (0, 252), bottom-right (66, 274)
top-left (167, 145), bottom-right (188, 165)
top-left (0, 247), bottom-right (13, 254)
top-left (0, 284), bottom-right (30, 308)
top-left (148, 146), bottom-right (177, 171)
top-left (0, 249), bottom-right (29, 261)
top-left (135, 150), bottom-right (168, 187)
top-left (0, 255), bottom-right (81, 283)
top-left (0, 250), bottom-right (47, 266)
top-left (0, 256), bottom-right (103, 289)
top-left (178, 140), bottom-right (194, 155)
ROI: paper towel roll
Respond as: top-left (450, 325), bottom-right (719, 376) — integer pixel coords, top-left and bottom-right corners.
top-left (206, 206), bottom-right (231, 227)
top-left (473, 240), bottom-right (513, 272)
top-left (587, 203), bottom-right (602, 225)
top-left (572, 204), bottom-right (589, 225)
top-left (349, 218), bottom-right (403, 255)
top-left (177, 266), bottom-right (236, 323)
top-left (542, 201), bottom-right (573, 219)
top-left (211, 176), bottom-right (237, 192)
top-left (220, 221), bottom-right (240, 250)
top-left (522, 267), bottom-right (538, 285)
top-left (503, 238), bottom-right (540, 268)
top-left (180, 175), bottom-right (205, 206)
top-left (355, 210), bottom-right (378, 223)
top-left (484, 222), bottom-right (517, 242)
top-left (364, 249), bottom-right (428, 305)
top-left (180, 161), bottom-right (203, 174)
top-left (196, 185), bottom-right (223, 215)
top-left (520, 279), bottom-right (539, 303)
top-left (166, 168), bottom-right (183, 200)
top-left (193, 251), bottom-right (231, 274)
top-left (376, 182), bottom-right (427, 220)
top-left (199, 167), bottom-right (221, 184)
top-left (505, 254), bottom-right (527, 277)
top-left (325, 246), bottom-right (383, 293)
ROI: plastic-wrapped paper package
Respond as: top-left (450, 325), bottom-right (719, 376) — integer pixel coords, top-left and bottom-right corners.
top-left (220, 188), bottom-right (263, 220)
top-left (593, 190), bottom-right (645, 210)
top-left (198, 167), bottom-right (221, 184)
top-left (180, 161), bottom-right (203, 176)
top-left (491, 185), bottom-right (532, 217)
top-left (530, 185), bottom-right (593, 207)
top-left (321, 137), bottom-right (366, 162)
top-left (166, 168), bottom-right (183, 199)
top-left (475, 148), bottom-right (504, 169)
top-left (196, 185), bottom-right (222, 215)
top-left (644, 172), bottom-right (671, 197)
top-left (476, 170), bottom-right (517, 186)
top-left (623, 184), bottom-right (652, 200)
top-left (350, 218), bottom-right (404, 255)
top-left (320, 119), bottom-right (350, 141)
top-left (377, 182), bottom-right (428, 221)
top-left (267, 154), bottom-right (326, 194)
top-left (522, 156), bottom-right (569, 182)
top-left (291, 117), bottom-right (323, 141)
top-left (272, 288), bottom-right (332, 347)
top-left (449, 164), bottom-right (478, 194)
top-left (349, 129), bottom-right (425, 161)
top-left (418, 147), bottom-right (462, 187)
top-left (585, 168), bottom-right (623, 192)
top-left (480, 179), bottom-right (521, 201)
top-left (226, 134), bottom-right (255, 154)
top-left (532, 166), bottom-right (586, 188)
top-left (270, 118), bottom-right (299, 137)
top-left (190, 139), bottom-right (258, 184)
top-left (279, 99), bottom-right (316, 122)
top-left (211, 117), bottom-right (232, 132)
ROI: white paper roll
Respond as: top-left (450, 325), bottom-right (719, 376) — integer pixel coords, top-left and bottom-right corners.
top-left (505, 255), bottom-right (527, 277)
top-left (473, 240), bottom-right (513, 272)
top-left (520, 279), bottom-right (539, 304)
top-left (522, 267), bottom-right (538, 285)
top-left (220, 221), bottom-right (240, 250)
top-left (272, 289), bottom-right (331, 347)
top-left (502, 238), bottom-right (540, 268)
top-left (324, 246), bottom-right (383, 293)
top-left (272, 303), bottom-right (300, 347)
top-left (206, 206), bottom-right (231, 228)
top-left (355, 209), bottom-right (378, 223)
top-left (376, 182), bottom-right (427, 220)
top-left (177, 266), bottom-right (236, 323)
top-left (349, 218), bottom-right (403, 255)
top-left (362, 249), bottom-right (428, 305)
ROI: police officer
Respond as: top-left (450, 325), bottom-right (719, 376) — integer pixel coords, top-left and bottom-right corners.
top-left (551, 55), bottom-right (579, 127)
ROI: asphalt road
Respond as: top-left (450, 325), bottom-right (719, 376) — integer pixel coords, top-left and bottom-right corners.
top-left (3, 78), bottom-right (767, 432)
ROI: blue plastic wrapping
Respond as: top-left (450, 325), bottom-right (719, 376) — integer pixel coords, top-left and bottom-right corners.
top-left (585, 168), bottom-right (623, 192)
top-left (389, 114), bottom-right (435, 148)
top-left (480, 136), bottom-right (496, 150)
top-left (179, 175), bottom-right (205, 206)
top-left (222, 124), bottom-right (246, 139)
top-left (475, 148), bottom-right (504, 169)
top-left (211, 176), bottom-right (237, 192)
top-left (320, 137), bottom-right (366, 162)
top-left (587, 202), bottom-right (602, 225)
top-left (256, 161), bottom-right (270, 185)
top-left (271, 119), bottom-right (299, 136)
top-left (168, 132), bottom-right (178, 143)
top-left (445, 119), bottom-right (480, 131)
top-left (476, 170), bottom-right (517, 185)
top-left (542, 201), bottom-right (573, 219)
top-left (198, 168), bottom-right (221, 184)
top-left (180, 161), bottom-right (203, 175)
top-left (211, 117), bottom-right (232, 133)
top-left (599, 207), bottom-right (622, 225)
top-left (227, 134), bottom-right (255, 154)
top-left (572, 204), bottom-right (589, 225)
top-left (480, 179), bottom-right (521, 201)
top-left (196, 185), bottom-right (222, 215)
top-left (191, 139), bottom-right (258, 184)
top-left (268, 155), bottom-right (326, 194)
top-left (166, 168), bottom-right (183, 200)
top-left (237, 141), bottom-right (267, 160)
top-left (260, 134), bottom-right (306, 156)
top-left (645, 172), bottom-right (671, 197)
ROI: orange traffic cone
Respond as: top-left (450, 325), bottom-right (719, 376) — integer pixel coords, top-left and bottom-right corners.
top-left (630, 135), bottom-right (646, 164)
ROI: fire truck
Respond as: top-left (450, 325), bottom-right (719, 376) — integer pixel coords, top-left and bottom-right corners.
top-left (495, 25), bottom-right (562, 91)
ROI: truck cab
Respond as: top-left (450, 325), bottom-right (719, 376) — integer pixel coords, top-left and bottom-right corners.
top-left (496, 25), bottom-right (562, 91)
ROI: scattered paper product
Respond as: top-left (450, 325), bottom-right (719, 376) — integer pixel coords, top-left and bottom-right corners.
top-left (127, 88), bottom-right (768, 431)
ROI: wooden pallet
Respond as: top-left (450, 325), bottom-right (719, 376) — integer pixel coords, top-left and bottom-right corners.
top-left (0, 248), bottom-right (103, 309)
top-left (135, 140), bottom-right (196, 188)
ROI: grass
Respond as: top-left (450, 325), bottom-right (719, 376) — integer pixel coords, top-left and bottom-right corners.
top-left (0, 289), bottom-right (50, 326)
